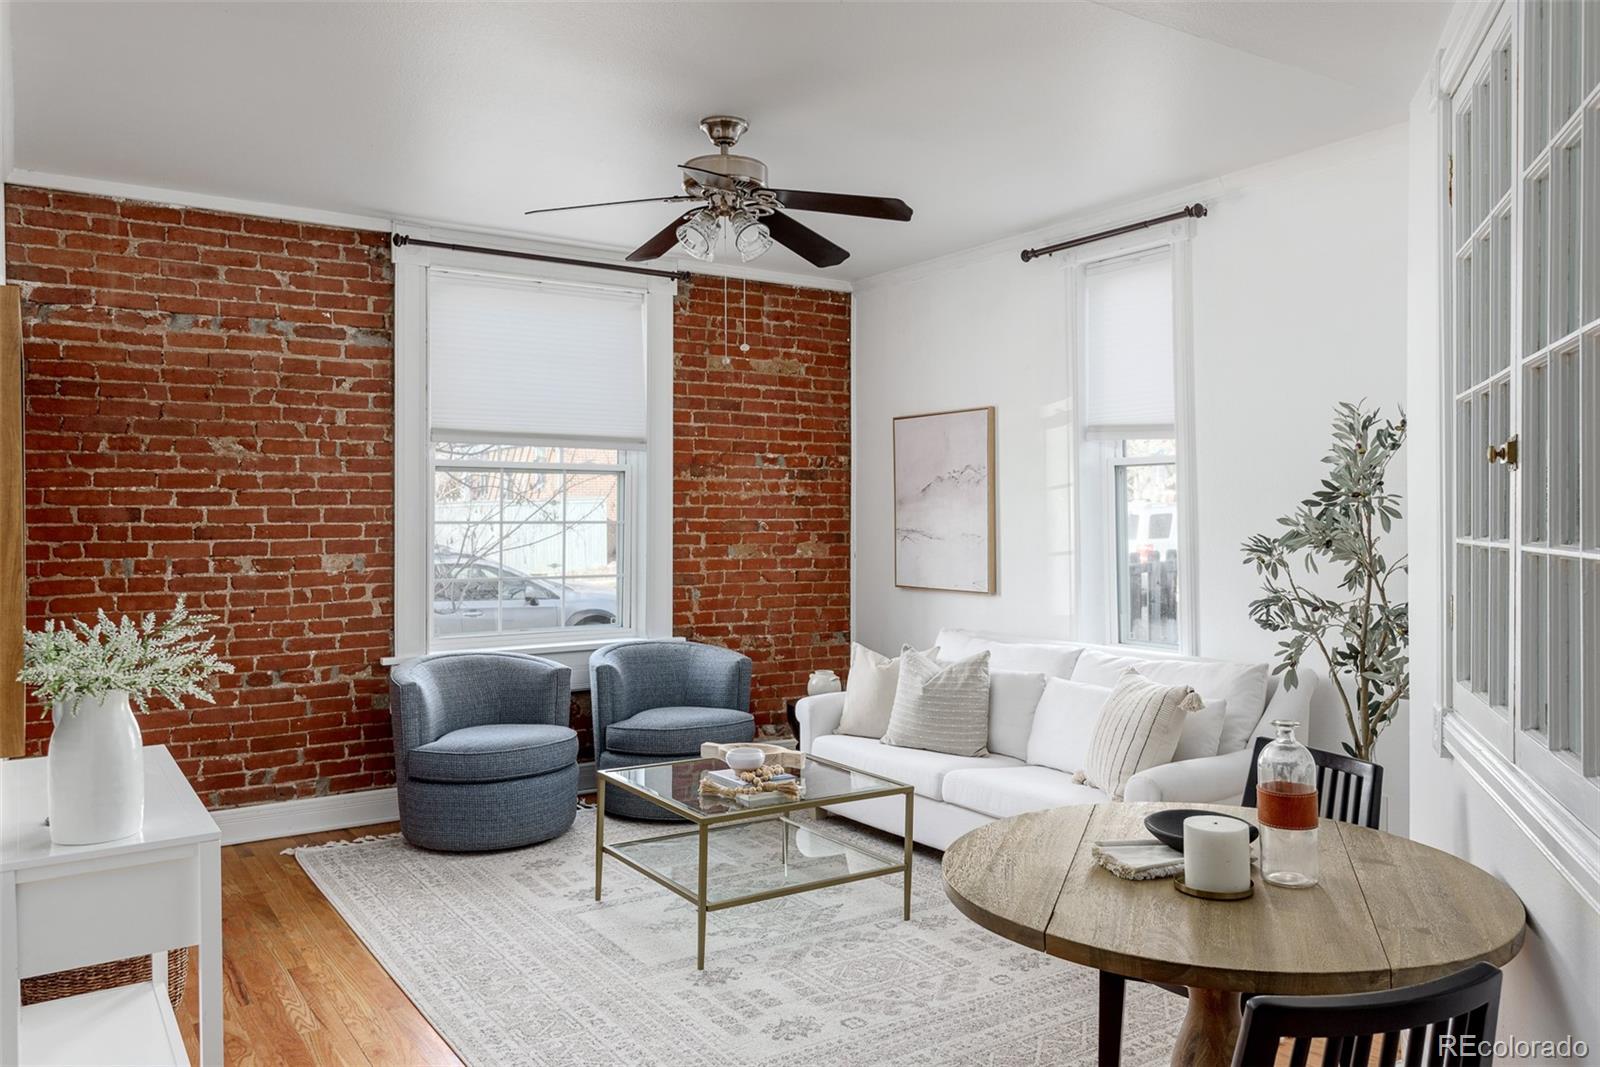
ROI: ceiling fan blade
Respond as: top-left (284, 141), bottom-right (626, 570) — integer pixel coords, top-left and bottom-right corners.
top-left (762, 210), bottom-right (850, 268)
top-left (770, 189), bottom-right (913, 222)
top-left (525, 194), bottom-right (696, 216)
top-left (626, 211), bottom-right (698, 262)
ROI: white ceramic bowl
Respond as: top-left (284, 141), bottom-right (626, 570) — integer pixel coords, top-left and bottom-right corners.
top-left (724, 746), bottom-right (766, 772)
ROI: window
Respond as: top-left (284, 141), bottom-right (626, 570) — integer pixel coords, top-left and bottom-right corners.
top-left (1075, 244), bottom-right (1194, 650)
top-left (432, 443), bottom-right (626, 643)
top-left (1444, 1), bottom-right (1600, 833)
top-left (392, 242), bottom-right (672, 659)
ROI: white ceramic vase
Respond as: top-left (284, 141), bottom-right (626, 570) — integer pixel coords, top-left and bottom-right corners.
top-left (807, 670), bottom-right (842, 696)
top-left (48, 690), bottom-right (145, 845)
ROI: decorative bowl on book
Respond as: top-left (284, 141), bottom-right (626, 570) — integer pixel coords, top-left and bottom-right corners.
top-left (1143, 809), bottom-right (1258, 852)
top-left (723, 746), bottom-right (766, 772)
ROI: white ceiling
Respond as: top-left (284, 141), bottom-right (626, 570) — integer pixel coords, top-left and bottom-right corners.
top-left (9, 1), bottom-right (1449, 281)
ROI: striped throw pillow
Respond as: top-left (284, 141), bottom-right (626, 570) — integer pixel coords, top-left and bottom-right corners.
top-left (1075, 670), bottom-right (1202, 800)
top-left (881, 647), bottom-right (992, 757)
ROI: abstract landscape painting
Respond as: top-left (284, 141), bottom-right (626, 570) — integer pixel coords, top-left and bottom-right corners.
top-left (893, 407), bottom-right (995, 592)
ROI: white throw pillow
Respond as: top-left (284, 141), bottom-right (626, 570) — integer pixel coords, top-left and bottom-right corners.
top-left (1172, 698), bottom-right (1228, 762)
top-left (936, 628), bottom-right (1082, 678)
top-left (1025, 678), bottom-right (1111, 775)
top-left (838, 643), bottom-right (938, 739)
top-left (987, 670), bottom-right (1048, 761)
top-left (1070, 649), bottom-right (1268, 755)
top-left (1075, 671), bottom-right (1203, 800)
top-left (882, 648), bottom-right (992, 757)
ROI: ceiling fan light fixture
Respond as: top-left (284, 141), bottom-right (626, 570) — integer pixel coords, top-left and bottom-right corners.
top-left (675, 211), bottom-right (719, 261)
top-left (731, 210), bottom-right (773, 262)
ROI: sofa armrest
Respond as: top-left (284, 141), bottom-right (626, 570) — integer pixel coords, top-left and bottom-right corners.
top-left (796, 692), bottom-right (847, 752)
top-left (1123, 746), bottom-right (1253, 804)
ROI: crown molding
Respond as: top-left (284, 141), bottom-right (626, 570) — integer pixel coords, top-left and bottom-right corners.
top-left (7, 168), bottom-right (395, 232)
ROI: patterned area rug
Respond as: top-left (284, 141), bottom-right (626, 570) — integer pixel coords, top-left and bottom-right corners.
top-left (294, 810), bottom-right (1184, 1066)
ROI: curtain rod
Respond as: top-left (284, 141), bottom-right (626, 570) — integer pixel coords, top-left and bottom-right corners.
top-left (390, 233), bottom-right (692, 282)
top-left (1019, 203), bottom-right (1208, 263)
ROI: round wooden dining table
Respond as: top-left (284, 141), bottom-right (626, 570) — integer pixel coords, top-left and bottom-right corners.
top-left (941, 801), bottom-right (1526, 1067)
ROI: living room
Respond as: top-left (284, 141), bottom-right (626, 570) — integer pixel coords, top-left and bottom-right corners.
top-left (0, 2), bottom-right (1595, 1065)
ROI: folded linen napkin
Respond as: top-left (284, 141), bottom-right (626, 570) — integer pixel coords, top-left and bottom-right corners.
top-left (1091, 838), bottom-right (1185, 881)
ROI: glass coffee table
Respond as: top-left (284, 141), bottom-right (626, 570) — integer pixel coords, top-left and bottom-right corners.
top-left (595, 754), bottom-right (914, 969)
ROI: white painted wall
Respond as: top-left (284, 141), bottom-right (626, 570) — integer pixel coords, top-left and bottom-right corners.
top-left (1405, 38), bottom-right (1600, 1053)
top-left (854, 125), bottom-right (1412, 827)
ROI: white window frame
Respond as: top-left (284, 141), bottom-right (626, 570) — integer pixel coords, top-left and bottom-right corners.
top-left (390, 229), bottom-right (676, 664)
top-left (1063, 224), bottom-right (1200, 653)
top-left (1439, 0), bottom-right (1600, 838)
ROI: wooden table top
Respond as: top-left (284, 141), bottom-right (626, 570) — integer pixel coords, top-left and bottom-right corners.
top-left (942, 802), bottom-right (1526, 996)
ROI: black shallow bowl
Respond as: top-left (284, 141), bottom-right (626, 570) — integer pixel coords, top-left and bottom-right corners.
top-left (1144, 809), bottom-right (1258, 853)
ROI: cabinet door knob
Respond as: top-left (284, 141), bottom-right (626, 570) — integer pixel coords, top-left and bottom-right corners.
top-left (1486, 435), bottom-right (1519, 468)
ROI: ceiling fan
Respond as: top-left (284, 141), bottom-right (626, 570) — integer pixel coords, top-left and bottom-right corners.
top-left (523, 115), bottom-right (913, 269)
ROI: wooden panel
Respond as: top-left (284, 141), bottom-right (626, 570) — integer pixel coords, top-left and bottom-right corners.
top-left (1336, 820), bottom-right (1527, 988)
top-left (0, 284), bottom-right (22, 759)
top-left (1041, 803), bottom-right (1392, 996)
top-left (940, 805), bottom-right (1093, 951)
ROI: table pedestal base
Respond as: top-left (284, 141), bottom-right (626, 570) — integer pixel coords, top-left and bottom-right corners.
top-left (1171, 987), bottom-right (1240, 1067)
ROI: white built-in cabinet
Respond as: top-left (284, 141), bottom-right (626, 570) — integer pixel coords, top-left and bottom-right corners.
top-left (1447, 0), bottom-right (1600, 834)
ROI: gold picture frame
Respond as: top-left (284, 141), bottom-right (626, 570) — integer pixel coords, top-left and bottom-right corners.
top-left (892, 406), bottom-right (996, 594)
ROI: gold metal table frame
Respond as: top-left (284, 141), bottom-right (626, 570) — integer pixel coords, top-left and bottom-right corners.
top-left (594, 755), bottom-right (915, 969)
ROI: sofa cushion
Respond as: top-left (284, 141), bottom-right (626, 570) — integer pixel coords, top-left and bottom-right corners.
top-left (882, 648), bottom-right (992, 757)
top-left (606, 706), bottom-right (755, 756)
top-left (987, 670), bottom-right (1048, 761)
top-left (811, 733), bottom-right (1022, 801)
top-left (408, 723), bottom-right (578, 784)
top-left (1070, 649), bottom-right (1268, 755)
top-left (942, 765), bottom-right (1108, 819)
top-left (936, 628), bottom-right (1081, 678)
top-left (1173, 698), bottom-right (1228, 762)
top-left (838, 643), bottom-right (936, 739)
top-left (1025, 678), bottom-right (1110, 775)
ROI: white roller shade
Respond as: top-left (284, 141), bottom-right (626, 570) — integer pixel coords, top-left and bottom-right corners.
top-left (1081, 248), bottom-right (1175, 439)
top-left (428, 269), bottom-right (648, 446)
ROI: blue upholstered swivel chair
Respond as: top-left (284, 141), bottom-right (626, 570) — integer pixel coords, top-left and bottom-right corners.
top-left (389, 652), bottom-right (579, 851)
top-left (589, 640), bottom-right (755, 819)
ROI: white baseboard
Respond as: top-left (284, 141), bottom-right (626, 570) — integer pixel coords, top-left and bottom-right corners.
top-left (213, 787), bottom-right (400, 846)
top-left (212, 761), bottom-right (599, 845)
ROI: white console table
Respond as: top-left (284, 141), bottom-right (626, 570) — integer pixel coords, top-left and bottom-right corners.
top-left (1, 745), bottom-right (221, 1066)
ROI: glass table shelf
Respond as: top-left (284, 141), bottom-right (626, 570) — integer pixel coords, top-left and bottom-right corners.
top-left (605, 817), bottom-right (903, 909)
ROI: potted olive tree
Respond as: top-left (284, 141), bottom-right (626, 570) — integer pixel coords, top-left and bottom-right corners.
top-left (19, 597), bottom-right (233, 843)
top-left (1241, 402), bottom-right (1408, 762)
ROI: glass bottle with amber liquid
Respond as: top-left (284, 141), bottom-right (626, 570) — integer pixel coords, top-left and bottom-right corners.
top-left (1256, 720), bottom-right (1319, 888)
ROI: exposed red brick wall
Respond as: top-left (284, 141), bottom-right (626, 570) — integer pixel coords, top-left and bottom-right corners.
top-left (672, 276), bottom-right (852, 732)
top-left (5, 187), bottom-right (853, 806)
top-left (6, 186), bottom-right (396, 807)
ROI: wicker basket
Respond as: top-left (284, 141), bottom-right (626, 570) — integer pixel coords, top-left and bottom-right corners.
top-left (20, 948), bottom-right (189, 1008)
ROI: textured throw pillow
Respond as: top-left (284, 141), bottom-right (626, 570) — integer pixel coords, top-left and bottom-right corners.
top-left (882, 648), bottom-right (992, 756)
top-left (1075, 670), bottom-right (1203, 800)
top-left (838, 643), bottom-right (938, 739)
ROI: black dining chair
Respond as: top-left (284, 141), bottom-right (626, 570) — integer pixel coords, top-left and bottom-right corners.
top-left (1241, 736), bottom-right (1385, 829)
top-left (1232, 962), bottom-right (1504, 1066)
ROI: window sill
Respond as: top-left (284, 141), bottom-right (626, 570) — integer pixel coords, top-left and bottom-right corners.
top-left (380, 633), bottom-right (676, 667)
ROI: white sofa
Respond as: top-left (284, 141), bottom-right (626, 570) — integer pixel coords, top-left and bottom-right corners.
top-left (796, 629), bottom-right (1312, 850)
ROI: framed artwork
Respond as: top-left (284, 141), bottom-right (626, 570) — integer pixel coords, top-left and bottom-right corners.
top-left (893, 406), bottom-right (996, 593)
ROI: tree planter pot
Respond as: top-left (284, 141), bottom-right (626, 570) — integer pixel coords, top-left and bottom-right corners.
top-left (48, 690), bottom-right (145, 844)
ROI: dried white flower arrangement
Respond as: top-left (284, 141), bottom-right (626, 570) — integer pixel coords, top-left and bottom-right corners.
top-left (18, 596), bottom-right (235, 713)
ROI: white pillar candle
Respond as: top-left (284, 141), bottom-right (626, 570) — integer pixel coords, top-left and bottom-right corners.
top-left (1183, 815), bottom-right (1251, 893)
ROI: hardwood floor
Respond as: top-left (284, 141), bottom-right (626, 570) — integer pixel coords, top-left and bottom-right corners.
top-left (168, 823), bottom-right (1336, 1066)
top-left (173, 823), bottom-right (461, 1066)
